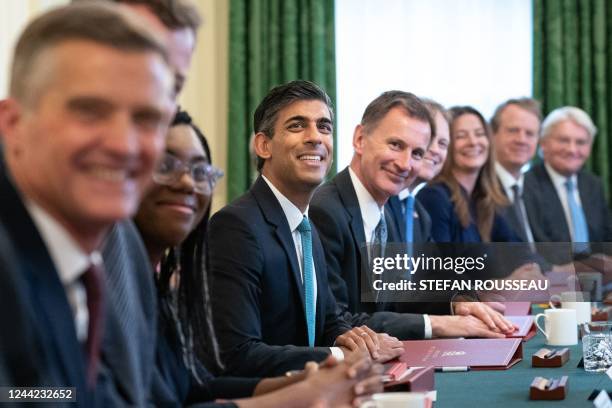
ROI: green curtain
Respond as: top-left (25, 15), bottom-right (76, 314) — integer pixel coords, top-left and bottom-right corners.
top-left (533, 0), bottom-right (612, 201)
top-left (227, 0), bottom-right (337, 202)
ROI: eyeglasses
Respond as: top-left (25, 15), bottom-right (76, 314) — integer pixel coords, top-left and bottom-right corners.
top-left (152, 153), bottom-right (224, 195)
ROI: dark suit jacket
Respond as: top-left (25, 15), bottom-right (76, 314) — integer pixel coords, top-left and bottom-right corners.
top-left (417, 182), bottom-right (521, 243)
top-left (524, 163), bottom-right (612, 244)
top-left (98, 220), bottom-right (158, 407)
top-left (496, 177), bottom-right (530, 243)
top-left (151, 309), bottom-right (257, 407)
top-left (0, 221), bottom-right (48, 390)
top-left (310, 168), bottom-right (428, 340)
top-left (386, 195), bottom-right (433, 243)
top-left (209, 177), bottom-right (350, 377)
top-left (0, 153), bottom-right (93, 407)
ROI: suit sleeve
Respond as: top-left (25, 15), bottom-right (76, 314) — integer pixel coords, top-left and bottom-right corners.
top-left (310, 202), bottom-right (426, 340)
top-left (209, 211), bottom-right (330, 378)
top-left (417, 186), bottom-right (453, 242)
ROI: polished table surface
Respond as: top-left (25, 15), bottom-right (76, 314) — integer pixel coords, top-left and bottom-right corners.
top-left (434, 313), bottom-right (609, 407)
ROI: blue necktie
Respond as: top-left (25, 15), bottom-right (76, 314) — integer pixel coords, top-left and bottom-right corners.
top-left (565, 179), bottom-right (590, 253)
top-left (403, 195), bottom-right (415, 243)
top-left (297, 217), bottom-right (315, 347)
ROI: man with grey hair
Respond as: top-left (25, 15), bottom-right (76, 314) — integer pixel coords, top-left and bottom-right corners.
top-left (0, 3), bottom-right (175, 406)
top-left (524, 106), bottom-right (612, 254)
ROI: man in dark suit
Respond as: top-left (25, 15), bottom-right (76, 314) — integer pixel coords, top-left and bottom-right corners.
top-left (310, 91), bottom-right (514, 340)
top-left (491, 98), bottom-right (542, 244)
top-left (209, 81), bottom-right (403, 378)
top-left (0, 3), bottom-right (175, 405)
top-left (523, 106), bottom-right (612, 261)
top-left (94, 1), bottom-right (202, 405)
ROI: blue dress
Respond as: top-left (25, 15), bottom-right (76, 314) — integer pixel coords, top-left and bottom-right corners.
top-left (417, 182), bottom-right (520, 243)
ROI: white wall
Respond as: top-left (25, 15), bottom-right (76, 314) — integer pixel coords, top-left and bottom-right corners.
top-left (335, 0), bottom-right (533, 169)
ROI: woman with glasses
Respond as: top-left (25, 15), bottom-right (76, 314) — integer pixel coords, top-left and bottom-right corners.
top-left (134, 110), bottom-right (381, 407)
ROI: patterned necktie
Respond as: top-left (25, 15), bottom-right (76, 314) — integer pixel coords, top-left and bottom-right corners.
top-left (296, 217), bottom-right (315, 347)
top-left (403, 195), bottom-right (415, 243)
top-left (565, 179), bottom-right (590, 253)
top-left (511, 184), bottom-right (529, 241)
top-left (372, 213), bottom-right (388, 262)
top-left (82, 263), bottom-right (105, 387)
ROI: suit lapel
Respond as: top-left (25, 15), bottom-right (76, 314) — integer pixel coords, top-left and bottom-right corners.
top-left (335, 169), bottom-right (367, 253)
top-left (534, 163), bottom-right (572, 240)
top-left (251, 177), bottom-right (306, 313)
top-left (311, 228), bottom-right (326, 336)
top-left (0, 154), bottom-right (86, 391)
top-left (577, 171), bottom-right (596, 237)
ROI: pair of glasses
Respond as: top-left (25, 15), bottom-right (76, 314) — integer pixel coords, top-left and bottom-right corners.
top-left (152, 153), bottom-right (224, 195)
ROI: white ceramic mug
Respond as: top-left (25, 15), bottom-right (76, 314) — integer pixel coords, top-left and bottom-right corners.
top-left (535, 308), bottom-right (578, 346)
top-left (549, 291), bottom-right (591, 324)
top-left (360, 392), bottom-right (432, 408)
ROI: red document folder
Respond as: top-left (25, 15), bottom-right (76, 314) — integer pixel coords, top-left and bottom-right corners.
top-left (505, 315), bottom-right (536, 341)
top-left (399, 338), bottom-right (523, 370)
top-left (502, 302), bottom-right (531, 316)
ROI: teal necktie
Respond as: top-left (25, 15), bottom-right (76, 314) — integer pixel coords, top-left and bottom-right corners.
top-left (565, 178), bottom-right (590, 254)
top-left (404, 195), bottom-right (415, 243)
top-left (297, 216), bottom-right (315, 347)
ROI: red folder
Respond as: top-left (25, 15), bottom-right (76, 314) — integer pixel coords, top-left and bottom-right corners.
top-left (399, 338), bottom-right (523, 370)
top-left (505, 315), bottom-right (536, 341)
top-left (502, 302), bottom-right (531, 316)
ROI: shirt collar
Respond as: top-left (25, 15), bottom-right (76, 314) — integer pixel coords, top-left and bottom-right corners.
top-left (495, 162), bottom-right (524, 191)
top-left (25, 200), bottom-right (102, 285)
top-left (398, 187), bottom-right (411, 201)
top-left (348, 167), bottom-right (384, 231)
top-left (544, 161), bottom-right (577, 190)
top-left (261, 175), bottom-right (308, 231)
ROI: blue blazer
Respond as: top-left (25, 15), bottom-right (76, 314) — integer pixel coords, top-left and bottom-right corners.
top-left (209, 177), bottom-right (350, 377)
top-left (0, 152), bottom-right (93, 407)
top-left (417, 182), bottom-right (520, 243)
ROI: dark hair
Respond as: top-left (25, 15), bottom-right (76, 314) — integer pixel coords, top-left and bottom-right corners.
top-left (253, 80), bottom-right (333, 171)
top-left (490, 97), bottom-right (542, 134)
top-left (10, 2), bottom-right (169, 105)
top-left (434, 106), bottom-right (508, 241)
top-left (360, 91), bottom-right (435, 143)
top-left (157, 110), bottom-right (223, 380)
top-left (109, 0), bottom-right (201, 32)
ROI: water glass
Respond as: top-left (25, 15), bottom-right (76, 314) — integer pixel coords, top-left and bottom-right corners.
top-left (582, 322), bottom-right (612, 372)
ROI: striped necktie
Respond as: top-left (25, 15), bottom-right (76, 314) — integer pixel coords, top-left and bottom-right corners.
top-left (82, 263), bottom-right (104, 387)
top-left (296, 216), bottom-right (316, 347)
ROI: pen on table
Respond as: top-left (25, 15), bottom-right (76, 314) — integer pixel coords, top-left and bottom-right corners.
top-left (435, 366), bottom-right (470, 372)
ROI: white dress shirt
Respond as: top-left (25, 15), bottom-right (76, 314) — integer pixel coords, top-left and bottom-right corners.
top-left (25, 200), bottom-right (103, 342)
top-left (262, 176), bottom-right (346, 359)
top-left (348, 168), bottom-right (432, 338)
top-left (544, 162), bottom-right (583, 241)
top-left (495, 163), bottom-right (535, 243)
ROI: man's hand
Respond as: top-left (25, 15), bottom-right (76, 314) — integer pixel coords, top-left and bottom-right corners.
top-left (307, 356), bottom-right (383, 408)
top-left (430, 315), bottom-right (508, 338)
top-left (336, 325), bottom-right (380, 360)
top-left (453, 302), bottom-right (515, 334)
top-left (372, 333), bottom-right (403, 363)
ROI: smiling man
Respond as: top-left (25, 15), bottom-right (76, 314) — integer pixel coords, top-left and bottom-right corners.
top-left (0, 3), bottom-right (174, 405)
top-left (310, 92), bottom-right (513, 340)
top-left (523, 106), bottom-right (612, 250)
top-left (491, 98), bottom-right (541, 243)
top-left (209, 81), bottom-right (403, 378)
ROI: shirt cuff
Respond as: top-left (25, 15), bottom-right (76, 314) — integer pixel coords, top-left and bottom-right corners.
top-left (423, 314), bottom-right (432, 339)
top-left (329, 346), bottom-right (345, 361)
